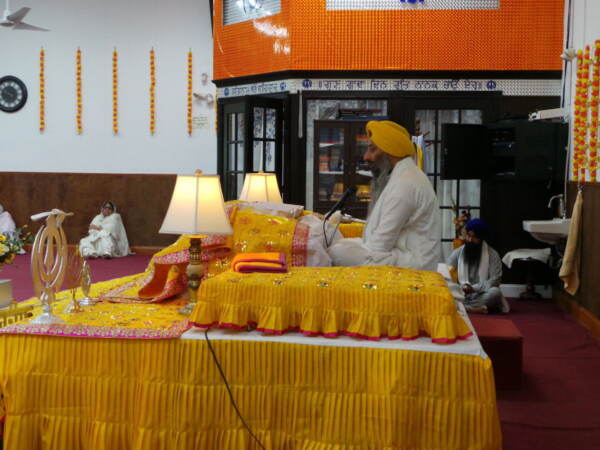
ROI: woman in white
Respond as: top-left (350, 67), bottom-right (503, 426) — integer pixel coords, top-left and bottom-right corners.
top-left (80, 201), bottom-right (130, 259)
top-left (0, 204), bottom-right (17, 236)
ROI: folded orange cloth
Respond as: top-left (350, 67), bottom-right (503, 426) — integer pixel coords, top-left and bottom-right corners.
top-left (232, 253), bottom-right (287, 273)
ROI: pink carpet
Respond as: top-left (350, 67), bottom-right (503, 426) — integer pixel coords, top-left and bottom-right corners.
top-left (1, 254), bottom-right (151, 302)
top-left (2, 258), bottom-right (600, 449)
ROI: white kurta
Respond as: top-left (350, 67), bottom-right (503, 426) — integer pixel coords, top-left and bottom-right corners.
top-left (329, 157), bottom-right (441, 271)
top-left (79, 213), bottom-right (130, 258)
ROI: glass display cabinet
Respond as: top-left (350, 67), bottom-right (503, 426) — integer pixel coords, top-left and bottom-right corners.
top-left (313, 120), bottom-right (372, 218)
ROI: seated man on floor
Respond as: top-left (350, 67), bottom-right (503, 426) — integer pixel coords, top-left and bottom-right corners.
top-left (328, 120), bottom-right (441, 271)
top-left (80, 201), bottom-right (130, 259)
top-left (446, 218), bottom-right (505, 314)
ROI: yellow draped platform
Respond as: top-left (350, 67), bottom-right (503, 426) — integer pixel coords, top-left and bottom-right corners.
top-left (0, 209), bottom-right (501, 449)
top-left (190, 266), bottom-right (472, 343)
top-left (0, 330), bottom-right (501, 450)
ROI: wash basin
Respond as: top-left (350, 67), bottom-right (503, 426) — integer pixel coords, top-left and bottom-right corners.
top-left (523, 218), bottom-right (571, 244)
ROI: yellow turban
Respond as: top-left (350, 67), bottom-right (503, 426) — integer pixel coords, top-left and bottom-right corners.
top-left (366, 120), bottom-right (415, 158)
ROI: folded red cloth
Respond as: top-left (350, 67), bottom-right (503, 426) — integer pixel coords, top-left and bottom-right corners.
top-left (232, 253), bottom-right (288, 273)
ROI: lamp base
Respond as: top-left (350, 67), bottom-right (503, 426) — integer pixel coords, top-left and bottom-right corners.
top-left (179, 301), bottom-right (196, 316)
top-left (179, 236), bottom-right (203, 316)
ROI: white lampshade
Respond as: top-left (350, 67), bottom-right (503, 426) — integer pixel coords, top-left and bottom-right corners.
top-left (159, 173), bottom-right (233, 235)
top-left (239, 172), bottom-right (283, 203)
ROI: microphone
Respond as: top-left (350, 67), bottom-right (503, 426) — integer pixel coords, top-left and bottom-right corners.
top-left (324, 186), bottom-right (357, 222)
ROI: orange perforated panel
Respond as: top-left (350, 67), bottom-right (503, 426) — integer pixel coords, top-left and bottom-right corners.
top-left (214, 0), bottom-right (564, 81)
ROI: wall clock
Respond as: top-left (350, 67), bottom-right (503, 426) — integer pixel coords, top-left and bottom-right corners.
top-left (0, 76), bottom-right (28, 113)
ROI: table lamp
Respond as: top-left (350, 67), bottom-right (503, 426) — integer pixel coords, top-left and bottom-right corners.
top-left (238, 171), bottom-right (283, 203)
top-left (159, 170), bottom-right (233, 315)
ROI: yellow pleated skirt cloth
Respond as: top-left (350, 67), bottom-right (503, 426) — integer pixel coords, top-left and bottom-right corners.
top-left (0, 333), bottom-right (501, 450)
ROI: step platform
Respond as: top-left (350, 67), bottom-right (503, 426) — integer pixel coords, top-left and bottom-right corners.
top-left (470, 316), bottom-right (523, 390)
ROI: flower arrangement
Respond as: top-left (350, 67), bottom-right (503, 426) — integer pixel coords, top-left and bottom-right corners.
top-left (452, 208), bottom-right (471, 249)
top-left (0, 228), bottom-right (32, 266)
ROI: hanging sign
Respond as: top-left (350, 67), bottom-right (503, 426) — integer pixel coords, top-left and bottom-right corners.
top-left (218, 78), bottom-right (560, 98)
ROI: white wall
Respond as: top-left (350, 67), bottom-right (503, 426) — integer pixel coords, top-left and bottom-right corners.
top-left (0, 0), bottom-right (216, 174)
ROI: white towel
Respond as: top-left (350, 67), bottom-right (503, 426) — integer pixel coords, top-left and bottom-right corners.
top-left (458, 241), bottom-right (490, 286)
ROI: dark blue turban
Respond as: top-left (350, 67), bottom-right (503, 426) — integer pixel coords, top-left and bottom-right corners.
top-left (465, 218), bottom-right (489, 240)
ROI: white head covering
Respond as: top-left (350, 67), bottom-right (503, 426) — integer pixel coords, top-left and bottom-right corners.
top-left (0, 205), bottom-right (16, 234)
top-left (101, 201), bottom-right (117, 214)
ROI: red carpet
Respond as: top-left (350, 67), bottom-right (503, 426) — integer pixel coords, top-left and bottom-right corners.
top-left (2, 258), bottom-right (600, 449)
top-left (498, 299), bottom-right (600, 450)
top-left (1, 254), bottom-right (151, 302)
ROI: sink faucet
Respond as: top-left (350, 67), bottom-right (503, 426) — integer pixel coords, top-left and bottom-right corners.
top-left (548, 194), bottom-right (565, 219)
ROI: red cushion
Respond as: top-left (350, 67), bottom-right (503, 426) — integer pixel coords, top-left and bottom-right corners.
top-left (470, 317), bottom-right (523, 390)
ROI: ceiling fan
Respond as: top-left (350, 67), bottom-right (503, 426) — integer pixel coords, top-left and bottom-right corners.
top-left (1, 0), bottom-right (49, 31)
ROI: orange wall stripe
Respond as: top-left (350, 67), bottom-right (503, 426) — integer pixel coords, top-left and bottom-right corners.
top-left (214, 0), bottom-right (563, 80)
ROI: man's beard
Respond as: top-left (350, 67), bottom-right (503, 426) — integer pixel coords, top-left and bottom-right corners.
top-left (368, 155), bottom-right (392, 178)
top-left (368, 156), bottom-right (393, 216)
top-left (463, 241), bottom-right (482, 268)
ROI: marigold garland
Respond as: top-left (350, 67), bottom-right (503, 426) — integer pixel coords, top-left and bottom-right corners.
top-left (571, 43), bottom-right (600, 183)
top-left (76, 48), bottom-right (83, 134)
top-left (112, 48), bottom-right (118, 135)
top-left (590, 40), bottom-right (600, 180)
top-left (150, 48), bottom-right (156, 135)
top-left (573, 49), bottom-right (587, 181)
top-left (39, 47), bottom-right (45, 133)
top-left (187, 50), bottom-right (193, 136)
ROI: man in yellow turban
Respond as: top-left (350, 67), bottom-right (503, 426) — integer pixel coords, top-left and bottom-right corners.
top-left (328, 120), bottom-right (441, 271)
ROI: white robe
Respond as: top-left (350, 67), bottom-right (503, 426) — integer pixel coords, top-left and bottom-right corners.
top-left (79, 213), bottom-right (130, 258)
top-left (328, 157), bottom-right (441, 271)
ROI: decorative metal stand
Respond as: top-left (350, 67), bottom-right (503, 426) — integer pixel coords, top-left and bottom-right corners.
top-left (78, 260), bottom-right (96, 306)
top-left (29, 209), bottom-right (73, 325)
top-left (63, 287), bottom-right (83, 314)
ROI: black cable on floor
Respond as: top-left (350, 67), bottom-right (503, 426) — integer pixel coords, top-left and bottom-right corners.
top-left (203, 328), bottom-right (266, 450)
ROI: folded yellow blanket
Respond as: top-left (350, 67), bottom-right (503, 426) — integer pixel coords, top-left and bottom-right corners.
top-left (232, 252), bottom-right (288, 273)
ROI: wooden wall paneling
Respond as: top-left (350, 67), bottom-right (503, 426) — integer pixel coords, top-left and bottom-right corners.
top-left (0, 172), bottom-right (177, 248)
top-left (561, 183), bottom-right (600, 319)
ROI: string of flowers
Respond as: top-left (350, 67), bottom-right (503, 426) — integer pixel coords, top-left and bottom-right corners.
top-left (590, 40), bottom-right (600, 181)
top-left (76, 47), bottom-right (83, 134)
top-left (582, 45), bottom-right (592, 181)
top-left (572, 50), bottom-right (580, 180)
top-left (187, 49), bottom-right (193, 136)
top-left (39, 47), bottom-right (45, 133)
top-left (573, 49), bottom-right (588, 181)
top-left (150, 48), bottom-right (156, 135)
top-left (112, 47), bottom-right (118, 135)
